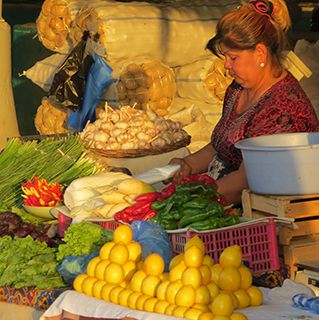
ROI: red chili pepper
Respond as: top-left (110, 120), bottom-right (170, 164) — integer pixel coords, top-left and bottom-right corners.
top-left (160, 184), bottom-right (176, 199)
top-left (141, 210), bottom-right (157, 221)
top-left (180, 174), bottom-right (217, 187)
top-left (135, 192), bottom-right (161, 203)
top-left (124, 201), bottom-right (153, 215)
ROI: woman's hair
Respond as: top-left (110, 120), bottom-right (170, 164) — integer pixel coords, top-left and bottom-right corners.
top-left (207, 0), bottom-right (291, 67)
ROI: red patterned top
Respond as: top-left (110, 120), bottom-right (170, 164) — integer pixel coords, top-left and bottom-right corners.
top-left (210, 72), bottom-right (319, 178)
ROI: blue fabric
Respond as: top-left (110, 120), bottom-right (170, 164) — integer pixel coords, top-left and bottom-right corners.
top-left (68, 53), bottom-right (114, 132)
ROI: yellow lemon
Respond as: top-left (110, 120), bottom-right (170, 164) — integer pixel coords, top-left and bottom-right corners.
top-left (238, 265), bottom-right (253, 290)
top-left (230, 312), bottom-right (249, 320)
top-left (109, 242), bottom-right (129, 265)
top-left (143, 253), bottom-right (165, 276)
top-left (100, 241), bottom-right (115, 260)
top-left (127, 291), bottom-right (141, 309)
top-left (82, 276), bottom-right (98, 297)
top-left (218, 266), bottom-right (241, 292)
top-left (92, 279), bottom-right (107, 299)
top-left (211, 263), bottom-right (223, 285)
top-left (104, 262), bottom-right (125, 284)
top-left (136, 260), bottom-right (144, 270)
top-left (193, 303), bottom-right (209, 312)
top-left (156, 279), bottom-right (170, 300)
top-left (154, 300), bottom-right (170, 314)
top-left (165, 304), bottom-right (177, 316)
top-left (123, 260), bottom-right (137, 281)
top-left (175, 285), bottom-right (196, 308)
top-left (113, 224), bottom-right (134, 244)
top-left (130, 270), bottom-right (147, 292)
top-left (182, 267), bottom-right (202, 289)
top-left (95, 259), bottom-right (110, 280)
top-left (246, 286), bottom-right (263, 306)
top-left (184, 308), bottom-right (203, 320)
top-left (136, 294), bottom-right (151, 311)
top-left (234, 289), bottom-right (251, 309)
top-left (86, 256), bottom-right (101, 277)
top-left (213, 316), bottom-right (231, 320)
top-left (166, 280), bottom-right (183, 304)
top-left (169, 260), bottom-right (187, 282)
top-left (169, 253), bottom-right (184, 270)
top-left (120, 280), bottom-right (129, 288)
top-left (184, 245), bottom-right (204, 268)
top-left (199, 265), bottom-right (211, 285)
top-left (126, 241), bottom-right (142, 262)
top-left (101, 284), bottom-right (116, 302)
top-left (160, 272), bottom-right (169, 281)
top-left (203, 255), bottom-right (215, 267)
top-left (109, 286), bottom-right (125, 304)
top-left (172, 306), bottom-right (189, 318)
top-left (195, 285), bottom-right (211, 305)
top-left (219, 245), bottom-right (242, 268)
top-left (141, 275), bottom-right (161, 296)
top-left (207, 281), bottom-right (220, 301)
top-left (118, 288), bottom-right (133, 307)
top-left (222, 291), bottom-right (239, 310)
top-left (185, 236), bottom-right (205, 254)
top-left (199, 312), bottom-right (215, 320)
top-left (210, 292), bottom-right (234, 316)
top-left (73, 274), bottom-right (88, 293)
top-left (143, 297), bottom-right (158, 312)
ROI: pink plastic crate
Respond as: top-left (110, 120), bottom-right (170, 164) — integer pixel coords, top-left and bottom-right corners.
top-left (169, 218), bottom-right (280, 274)
top-left (93, 220), bottom-right (121, 230)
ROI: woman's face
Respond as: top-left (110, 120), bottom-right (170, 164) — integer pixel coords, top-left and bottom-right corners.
top-left (220, 43), bottom-right (262, 89)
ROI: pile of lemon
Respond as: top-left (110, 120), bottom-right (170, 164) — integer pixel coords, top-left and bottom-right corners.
top-left (73, 224), bottom-right (263, 320)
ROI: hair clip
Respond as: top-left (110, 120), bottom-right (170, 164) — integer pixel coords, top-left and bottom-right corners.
top-left (249, 0), bottom-right (274, 19)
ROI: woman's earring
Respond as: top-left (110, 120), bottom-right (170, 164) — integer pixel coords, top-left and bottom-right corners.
top-left (260, 62), bottom-right (265, 68)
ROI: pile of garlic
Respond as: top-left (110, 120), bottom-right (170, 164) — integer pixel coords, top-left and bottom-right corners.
top-left (80, 104), bottom-right (189, 151)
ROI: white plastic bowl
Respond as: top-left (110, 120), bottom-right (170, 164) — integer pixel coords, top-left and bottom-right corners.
top-left (235, 132), bottom-right (319, 195)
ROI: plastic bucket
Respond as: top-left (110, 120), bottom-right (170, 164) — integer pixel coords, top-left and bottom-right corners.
top-left (235, 132), bottom-right (319, 195)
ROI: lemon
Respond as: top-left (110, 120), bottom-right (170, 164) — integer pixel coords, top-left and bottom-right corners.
top-left (210, 292), bottom-right (234, 316)
top-left (136, 260), bottom-right (144, 270)
top-left (195, 285), bottom-right (211, 305)
top-left (100, 241), bottom-right (115, 260)
top-left (169, 253), bottom-right (184, 270)
top-left (154, 300), bottom-right (170, 314)
top-left (141, 275), bottom-right (161, 296)
top-left (165, 304), bottom-right (177, 316)
top-left (136, 294), bottom-right (151, 310)
top-left (160, 272), bottom-right (169, 281)
top-left (156, 280), bottom-right (170, 300)
top-left (182, 267), bottom-right (202, 289)
top-left (166, 280), bottom-right (183, 304)
top-left (118, 288), bottom-right (133, 307)
top-left (113, 224), bottom-right (134, 244)
top-left (123, 260), bottom-right (137, 281)
top-left (127, 291), bottom-right (141, 309)
top-left (203, 255), bottom-right (215, 267)
top-left (184, 308), bottom-right (203, 320)
top-left (143, 253), bottom-right (165, 276)
top-left (120, 280), bottom-right (129, 288)
top-left (109, 286), bottom-right (125, 304)
top-left (104, 262), bottom-right (125, 284)
top-left (82, 276), bottom-right (98, 296)
top-left (234, 289), bottom-right (251, 309)
top-left (143, 297), bottom-right (158, 312)
top-left (92, 279), bottom-right (107, 299)
top-left (193, 303), bottom-right (209, 312)
top-left (207, 281), bottom-right (220, 301)
top-left (73, 274), bottom-right (88, 293)
top-left (238, 265), bottom-right (253, 290)
top-left (86, 256), bottom-right (101, 277)
top-left (109, 242), bottom-right (129, 265)
top-left (185, 236), bottom-right (205, 254)
top-left (219, 266), bottom-right (241, 292)
top-left (130, 270), bottom-right (147, 292)
top-left (230, 312), bottom-right (249, 320)
top-left (126, 241), bottom-right (142, 263)
top-left (175, 285), bottom-right (196, 307)
top-left (219, 245), bottom-right (242, 268)
top-left (95, 259), bottom-right (110, 280)
top-left (211, 263), bottom-right (223, 285)
top-left (184, 245), bottom-right (204, 267)
top-left (101, 284), bottom-right (116, 302)
top-left (213, 316), bottom-right (231, 320)
top-left (246, 286), bottom-right (263, 306)
top-left (222, 291), bottom-right (239, 310)
top-left (199, 265), bottom-right (211, 285)
top-left (199, 312), bottom-right (215, 320)
top-left (169, 260), bottom-right (187, 282)
top-left (172, 306), bottom-right (189, 317)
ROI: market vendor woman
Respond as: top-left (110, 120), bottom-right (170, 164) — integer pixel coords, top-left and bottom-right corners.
top-left (170, 0), bottom-right (319, 204)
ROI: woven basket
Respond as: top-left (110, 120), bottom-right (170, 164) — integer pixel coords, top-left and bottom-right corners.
top-left (89, 135), bottom-right (191, 158)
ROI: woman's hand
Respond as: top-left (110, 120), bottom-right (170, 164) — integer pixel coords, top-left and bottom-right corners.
top-left (169, 157), bottom-right (193, 184)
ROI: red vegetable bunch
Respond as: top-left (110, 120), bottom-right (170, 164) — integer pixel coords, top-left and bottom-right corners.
top-left (21, 176), bottom-right (64, 207)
